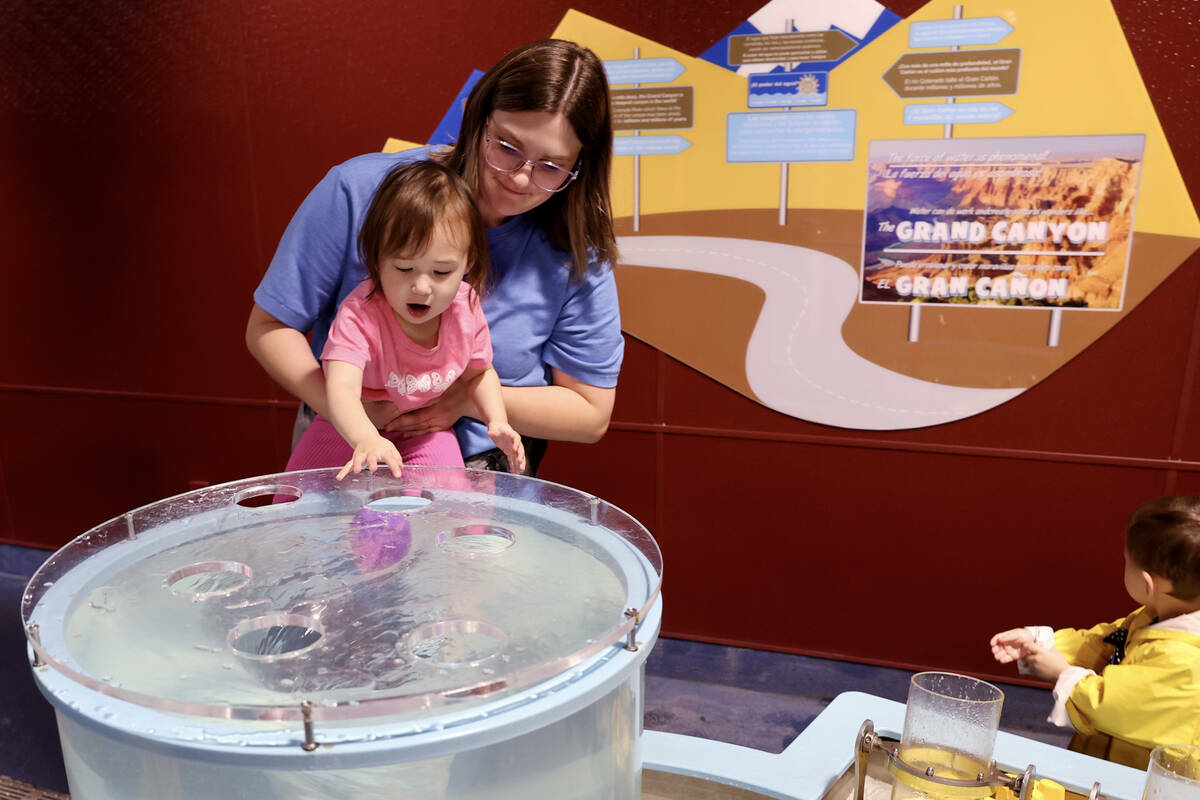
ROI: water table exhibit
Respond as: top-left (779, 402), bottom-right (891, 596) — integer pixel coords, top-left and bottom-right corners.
top-left (19, 468), bottom-right (1192, 799)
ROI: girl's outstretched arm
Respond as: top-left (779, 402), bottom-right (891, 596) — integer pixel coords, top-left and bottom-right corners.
top-left (462, 367), bottom-right (527, 473)
top-left (326, 360), bottom-right (402, 479)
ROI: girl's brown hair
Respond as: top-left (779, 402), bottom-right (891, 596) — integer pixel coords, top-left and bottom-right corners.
top-left (357, 160), bottom-right (490, 299)
top-left (438, 39), bottom-right (616, 282)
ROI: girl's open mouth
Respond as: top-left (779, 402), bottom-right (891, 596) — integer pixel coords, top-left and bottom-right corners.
top-left (407, 303), bottom-right (430, 318)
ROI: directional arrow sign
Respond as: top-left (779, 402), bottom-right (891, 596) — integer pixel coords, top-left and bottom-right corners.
top-left (614, 135), bottom-right (692, 156)
top-left (904, 102), bottom-right (1014, 125)
top-left (883, 49), bottom-right (1020, 99)
top-left (908, 17), bottom-right (1014, 48)
top-left (611, 87), bottom-right (694, 131)
top-left (729, 30), bottom-right (856, 65)
top-left (603, 57), bottom-right (686, 85)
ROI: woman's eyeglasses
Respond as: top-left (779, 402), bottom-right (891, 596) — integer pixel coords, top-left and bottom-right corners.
top-left (483, 130), bottom-right (578, 193)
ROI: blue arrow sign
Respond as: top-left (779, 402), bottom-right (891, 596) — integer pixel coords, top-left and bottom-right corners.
top-left (614, 134), bottom-right (692, 156)
top-left (604, 57), bottom-right (686, 85)
top-left (908, 17), bottom-right (1013, 48)
top-left (904, 102), bottom-right (1014, 125)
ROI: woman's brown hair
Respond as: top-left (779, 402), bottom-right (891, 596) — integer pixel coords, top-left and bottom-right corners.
top-left (357, 160), bottom-right (490, 300)
top-left (438, 39), bottom-right (616, 282)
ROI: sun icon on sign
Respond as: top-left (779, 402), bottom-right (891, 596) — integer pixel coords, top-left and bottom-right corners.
top-left (796, 74), bottom-right (820, 96)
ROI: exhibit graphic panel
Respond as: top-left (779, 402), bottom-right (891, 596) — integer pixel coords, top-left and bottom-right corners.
top-left (547, 0), bottom-right (1200, 429)
top-left (396, 1), bottom-right (1200, 430)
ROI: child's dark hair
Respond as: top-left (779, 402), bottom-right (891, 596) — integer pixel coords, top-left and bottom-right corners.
top-left (1126, 495), bottom-right (1200, 601)
top-left (358, 160), bottom-right (490, 298)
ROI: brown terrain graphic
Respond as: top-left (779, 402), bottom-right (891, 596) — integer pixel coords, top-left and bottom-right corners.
top-left (615, 209), bottom-right (1199, 392)
top-left (865, 157), bottom-right (1140, 308)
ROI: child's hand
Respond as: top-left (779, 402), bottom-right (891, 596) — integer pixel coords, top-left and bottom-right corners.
top-left (1018, 644), bottom-right (1069, 683)
top-left (488, 423), bottom-right (527, 474)
top-left (337, 434), bottom-right (403, 480)
top-left (990, 628), bottom-right (1035, 664)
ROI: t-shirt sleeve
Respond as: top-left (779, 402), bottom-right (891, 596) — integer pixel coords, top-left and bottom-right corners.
top-left (466, 290), bottom-right (493, 371)
top-left (253, 166), bottom-right (356, 332)
top-left (321, 297), bottom-right (372, 371)
top-left (542, 261), bottom-right (624, 388)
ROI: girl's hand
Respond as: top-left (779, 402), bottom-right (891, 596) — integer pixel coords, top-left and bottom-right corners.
top-left (989, 628), bottom-right (1034, 664)
top-left (384, 380), bottom-right (471, 437)
top-left (337, 434), bottom-right (403, 480)
top-left (488, 422), bottom-right (527, 474)
top-left (1018, 644), bottom-right (1069, 683)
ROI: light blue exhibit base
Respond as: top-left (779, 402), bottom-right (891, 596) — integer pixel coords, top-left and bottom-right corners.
top-left (642, 691), bottom-right (1147, 800)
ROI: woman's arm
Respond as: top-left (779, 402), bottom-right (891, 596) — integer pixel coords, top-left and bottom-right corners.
top-left (247, 303), bottom-right (402, 429)
top-left (384, 367), bottom-right (614, 443)
top-left (500, 368), bottom-right (614, 443)
top-left (245, 304), bottom-right (330, 418)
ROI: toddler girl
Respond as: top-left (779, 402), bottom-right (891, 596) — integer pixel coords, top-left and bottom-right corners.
top-left (285, 159), bottom-right (525, 479)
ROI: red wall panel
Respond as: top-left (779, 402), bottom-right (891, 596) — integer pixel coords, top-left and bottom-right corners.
top-left (2, 0), bottom-right (1199, 680)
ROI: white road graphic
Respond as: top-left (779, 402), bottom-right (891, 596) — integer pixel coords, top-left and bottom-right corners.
top-left (617, 235), bottom-right (1024, 430)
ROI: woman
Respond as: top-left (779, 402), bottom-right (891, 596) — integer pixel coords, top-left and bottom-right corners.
top-left (246, 39), bottom-right (622, 475)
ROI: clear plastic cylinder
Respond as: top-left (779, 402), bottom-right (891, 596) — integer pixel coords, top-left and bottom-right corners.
top-left (1143, 744), bottom-right (1200, 800)
top-left (890, 672), bottom-right (1003, 800)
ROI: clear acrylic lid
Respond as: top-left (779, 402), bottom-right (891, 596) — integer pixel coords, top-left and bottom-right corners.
top-left (23, 468), bottom-right (662, 722)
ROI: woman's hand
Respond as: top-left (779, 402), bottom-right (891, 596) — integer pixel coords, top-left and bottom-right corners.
top-left (362, 399), bottom-right (402, 431)
top-left (488, 422), bottom-right (527, 474)
top-left (337, 434), bottom-right (403, 480)
top-left (384, 379), bottom-right (472, 437)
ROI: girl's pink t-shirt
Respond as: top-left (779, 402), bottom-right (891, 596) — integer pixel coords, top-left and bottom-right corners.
top-left (321, 280), bottom-right (492, 412)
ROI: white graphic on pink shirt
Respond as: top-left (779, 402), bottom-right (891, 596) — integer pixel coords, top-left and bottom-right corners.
top-left (385, 370), bottom-right (457, 396)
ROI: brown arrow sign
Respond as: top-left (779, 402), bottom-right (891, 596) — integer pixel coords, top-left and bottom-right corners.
top-left (882, 48), bottom-right (1021, 98)
top-left (729, 30), bottom-right (857, 65)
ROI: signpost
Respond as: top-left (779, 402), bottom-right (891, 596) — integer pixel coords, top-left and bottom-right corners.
top-left (728, 30), bottom-right (856, 65)
top-left (882, 49), bottom-right (1021, 99)
top-left (605, 53), bottom-right (692, 232)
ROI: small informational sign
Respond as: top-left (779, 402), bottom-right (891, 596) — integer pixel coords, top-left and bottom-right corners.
top-left (908, 17), bottom-right (1014, 48)
top-left (614, 135), bottom-right (692, 156)
top-left (903, 102), bottom-right (1014, 126)
top-left (728, 31), bottom-right (857, 65)
top-left (727, 110), bottom-right (856, 163)
top-left (611, 86), bottom-right (695, 131)
top-left (860, 135), bottom-right (1145, 310)
top-left (603, 57), bottom-right (686, 85)
top-left (748, 71), bottom-right (828, 108)
top-left (883, 49), bottom-right (1021, 99)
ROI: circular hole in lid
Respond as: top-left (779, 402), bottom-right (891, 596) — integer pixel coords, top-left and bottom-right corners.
top-left (406, 620), bottom-right (507, 667)
top-left (365, 487), bottom-right (434, 513)
top-left (167, 561), bottom-right (253, 600)
top-left (438, 525), bottom-right (515, 555)
top-left (235, 485), bottom-right (302, 507)
top-left (229, 614), bottom-right (323, 661)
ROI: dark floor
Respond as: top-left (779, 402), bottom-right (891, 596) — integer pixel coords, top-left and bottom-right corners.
top-left (1, 544), bottom-right (1068, 794)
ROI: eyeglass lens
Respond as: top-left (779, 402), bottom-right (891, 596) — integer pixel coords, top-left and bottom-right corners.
top-left (485, 136), bottom-right (574, 192)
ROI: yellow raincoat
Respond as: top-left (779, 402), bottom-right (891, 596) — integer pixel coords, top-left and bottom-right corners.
top-left (1054, 606), bottom-right (1200, 769)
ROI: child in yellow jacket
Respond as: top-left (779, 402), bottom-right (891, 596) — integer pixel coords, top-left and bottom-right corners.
top-left (989, 495), bottom-right (1200, 769)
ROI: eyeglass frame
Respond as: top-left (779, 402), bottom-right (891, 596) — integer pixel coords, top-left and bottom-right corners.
top-left (482, 129), bottom-right (579, 193)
